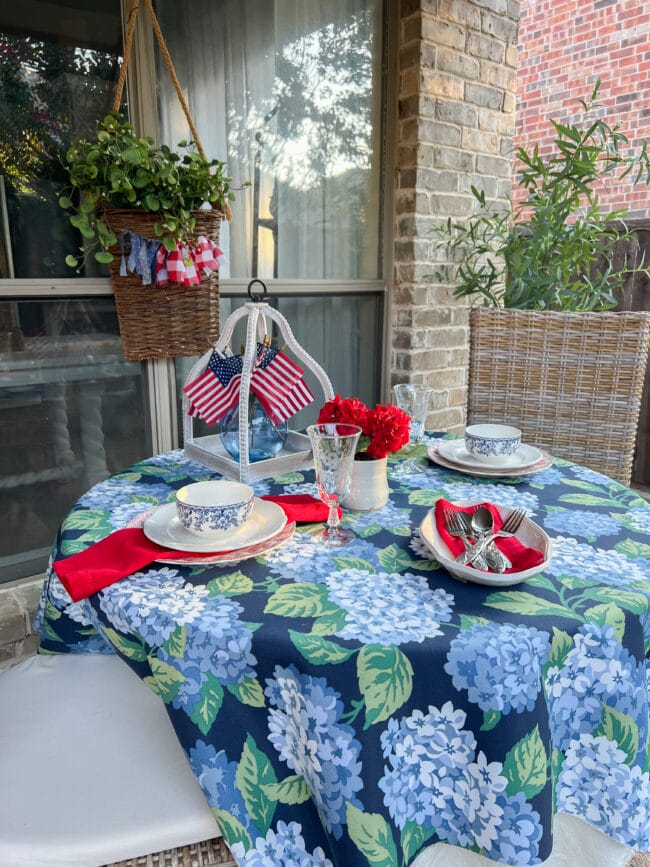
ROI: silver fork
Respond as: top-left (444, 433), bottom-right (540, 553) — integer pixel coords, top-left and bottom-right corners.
top-left (443, 508), bottom-right (490, 571)
top-left (458, 508), bottom-right (526, 568)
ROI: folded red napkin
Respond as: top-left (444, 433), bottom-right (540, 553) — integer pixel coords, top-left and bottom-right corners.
top-left (54, 495), bottom-right (331, 603)
top-left (434, 499), bottom-right (544, 573)
top-left (260, 494), bottom-right (339, 523)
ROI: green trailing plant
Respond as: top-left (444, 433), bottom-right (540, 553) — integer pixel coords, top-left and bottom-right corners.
top-left (432, 81), bottom-right (650, 311)
top-left (58, 111), bottom-right (235, 268)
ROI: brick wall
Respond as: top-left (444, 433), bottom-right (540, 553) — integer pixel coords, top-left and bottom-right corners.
top-left (393, 0), bottom-right (520, 430)
top-left (516, 0), bottom-right (650, 218)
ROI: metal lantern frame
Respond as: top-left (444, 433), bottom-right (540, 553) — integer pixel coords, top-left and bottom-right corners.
top-left (183, 281), bottom-right (334, 482)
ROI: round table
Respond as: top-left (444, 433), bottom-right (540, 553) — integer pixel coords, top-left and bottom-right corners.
top-left (36, 436), bottom-right (650, 866)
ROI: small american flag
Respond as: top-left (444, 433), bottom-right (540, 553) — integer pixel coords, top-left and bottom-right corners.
top-left (183, 352), bottom-right (243, 424)
top-left (251, 345), bottom-right (314, 424)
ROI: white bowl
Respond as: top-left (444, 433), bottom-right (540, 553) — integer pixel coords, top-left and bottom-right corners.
top-left (419, 500), bottom-right (552, 586)
top-left (175, 480), bottom-right (254, 538)
top-left (464, 424), bottom-right (522, 465)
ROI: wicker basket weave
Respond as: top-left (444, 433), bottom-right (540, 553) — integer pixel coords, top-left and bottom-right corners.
top-left (468, 308), bottom-right (650, 486)
top-left (103, 835), bottom-right (236, 866)
top-left (106, 209), bottom-right (223, 361)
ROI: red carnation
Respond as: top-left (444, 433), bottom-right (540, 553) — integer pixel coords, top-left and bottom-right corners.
top-left (315, 395), bottom-right (411, 459)
top-left (365, 403), bottom-right (411, 459)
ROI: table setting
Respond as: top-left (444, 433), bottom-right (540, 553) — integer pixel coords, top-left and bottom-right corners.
top-left (34, 407), bottom-right (650, 867)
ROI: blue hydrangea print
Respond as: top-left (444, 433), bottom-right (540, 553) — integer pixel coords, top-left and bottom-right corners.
top-left (189, 740), bottom-right (252, 832)
top-left (325, 569), bottom-right (454, 644)
top-left (542, 508), bottom-right (621, 539)
top-left (264, 665), bottom-right (363, 839)
top-left (78, 479), bottom-right (172, 509)
top-left (230, 820), bottom-right (333, 866)
top-left (264, 533), bottom-right (381, 583)
top-left (444, 622), bottom-right (551, 714)
top-left (439, 481), bottom-right (540, 514)
top-left (378, 702), bottom-right (543, 863)
top-left (628, 507), bottom-right (650, 535)
top-left (557, 734), bottom-right (650, 849)
top-left (545, 623), bottom-right (647, 759)
top-left (570, 465), bottom-right (615, 486)
top-left (545, 536), bottom-right (647, 589)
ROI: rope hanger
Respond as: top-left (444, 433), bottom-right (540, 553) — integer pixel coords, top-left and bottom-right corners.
top-left (113, 0), bottom-right (207, 159)
top-left (114, 0), bottom-right (233, 221)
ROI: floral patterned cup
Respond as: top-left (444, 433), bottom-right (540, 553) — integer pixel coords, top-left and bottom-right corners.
top-left (464, 424), bottom-right (522, 464)
top-left (176, 480), bottom-right (254, 537)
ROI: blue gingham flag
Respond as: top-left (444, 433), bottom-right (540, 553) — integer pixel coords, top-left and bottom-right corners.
top-left (183, 351), bottom-right (243, 424)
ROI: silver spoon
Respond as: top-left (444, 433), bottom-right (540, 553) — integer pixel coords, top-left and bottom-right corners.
top-left (471, 507), bottom-right (510, 572)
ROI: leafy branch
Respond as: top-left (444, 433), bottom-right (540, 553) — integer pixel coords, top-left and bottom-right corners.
top-left (58, 112), bottom-right (235, 267)
top-left (432, 80), bottom-right (650, 311)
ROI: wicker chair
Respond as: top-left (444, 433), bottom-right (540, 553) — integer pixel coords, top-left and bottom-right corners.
top-left (0, 653), bottom-right (235, 867)
top-left (467, 309), bottom-right (650, 486)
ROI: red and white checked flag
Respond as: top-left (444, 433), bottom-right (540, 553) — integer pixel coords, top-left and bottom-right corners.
top-left (251, 345), bottom-right (314, 424)
top-left (183, 351), bottom-right (243, 424)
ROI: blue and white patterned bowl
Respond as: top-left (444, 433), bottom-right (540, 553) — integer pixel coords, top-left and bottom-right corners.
top-left (464, 424), bottom-right (522, 465)
top-left (176, 480), bottom-right (254, 538)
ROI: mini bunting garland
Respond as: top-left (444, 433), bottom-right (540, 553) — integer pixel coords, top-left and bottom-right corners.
top-left (118, 230), bottom-right (225, 287)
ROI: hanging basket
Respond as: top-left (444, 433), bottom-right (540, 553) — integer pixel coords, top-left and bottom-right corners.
top-left (106, 209), bottom-right (223, 361)
top-left (97, 0), bottom-right (230, 361)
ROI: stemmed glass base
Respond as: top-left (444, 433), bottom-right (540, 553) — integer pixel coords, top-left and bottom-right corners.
top-left (318, 500), bottom-right (355, 546)
top-left (399, 452), bottom-right (424, 475)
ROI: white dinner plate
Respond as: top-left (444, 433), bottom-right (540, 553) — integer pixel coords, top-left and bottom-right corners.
top-left (419, 500), bottom-right (551, 587)
top-left (428, 442), bottom-right (553, 478)
top-left (143, 498), bottom-right (287, 553)
top-left (437, 439), bottom-right (541, 470)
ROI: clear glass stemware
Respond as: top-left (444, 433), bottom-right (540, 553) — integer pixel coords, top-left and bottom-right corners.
top-left (392, 384), bottom-right (434, 474)
top-left (307, 423), bottom-right (362, 546)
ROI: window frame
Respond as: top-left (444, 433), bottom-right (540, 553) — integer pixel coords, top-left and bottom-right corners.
top-left (0, 0), bottom-right (396, 454)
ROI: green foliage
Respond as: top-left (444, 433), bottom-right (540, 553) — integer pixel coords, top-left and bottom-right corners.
top-left (433, 81), bottom-right (650, 311)
top-left (59, 112), bottom-right (235, 267)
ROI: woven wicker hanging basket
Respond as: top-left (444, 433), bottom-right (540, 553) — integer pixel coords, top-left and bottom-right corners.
top-left (106, 208), bottom-right (223, 361)
top-left (104, 0), bottom-right (226, 361)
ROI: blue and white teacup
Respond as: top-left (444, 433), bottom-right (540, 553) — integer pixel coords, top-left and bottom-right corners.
top-left (464, 424), bottom-right (522, 464)
top-left (176, 480), bottom-right (254, 538)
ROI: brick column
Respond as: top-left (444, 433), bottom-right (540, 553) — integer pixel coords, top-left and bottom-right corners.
top-left (392, 0), bottom-right (519, 432)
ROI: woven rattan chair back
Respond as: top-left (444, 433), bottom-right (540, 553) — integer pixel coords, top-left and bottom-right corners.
top-left (467, 309), bottom-right (650, 486)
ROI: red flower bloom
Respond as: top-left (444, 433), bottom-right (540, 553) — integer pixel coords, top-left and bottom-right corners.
top-left (365, 402), bottom-right (411, 459)
top-left (316, 394), bottom-right (411, 459)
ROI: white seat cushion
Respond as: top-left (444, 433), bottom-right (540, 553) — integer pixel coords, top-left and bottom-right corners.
top-left (0, 653), bottom-right (221, 867)
top-left (412, 813), bottom-right (634, 867)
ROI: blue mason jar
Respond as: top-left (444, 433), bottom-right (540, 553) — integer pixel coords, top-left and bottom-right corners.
top-left (219, 395), bottom-right (288, 462)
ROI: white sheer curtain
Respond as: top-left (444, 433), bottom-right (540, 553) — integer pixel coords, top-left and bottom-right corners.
top-left (157, 0), bottom-right (383, 405)
top-left (156, 0), bottom-right (381, 281)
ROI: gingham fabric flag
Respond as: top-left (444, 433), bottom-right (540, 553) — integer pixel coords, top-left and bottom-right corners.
top-left (251, 344), bottom-right (314, 424)
top-left (183, 352), bottom-right (243, 424)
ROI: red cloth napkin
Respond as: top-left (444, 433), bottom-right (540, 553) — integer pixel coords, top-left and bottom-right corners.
top-left (434, 498), bottom-right (544, 573)
top-left (54, 495), bottom-right (331, 603)
top-left (261, 494), bottom-right (339, 523)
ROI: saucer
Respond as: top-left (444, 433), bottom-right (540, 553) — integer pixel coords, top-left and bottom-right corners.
top-left (438, 439), bottom-right (541, 470)
top-left (428, 441), bottom-right (553, 477)
top-left (143, 498), bottom-right (287, 553)
top-left (128, 509), bottom-right (295, 564)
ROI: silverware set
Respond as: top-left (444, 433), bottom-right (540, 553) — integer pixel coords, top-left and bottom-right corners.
top-left (442, 506), bottom-right (526, 573)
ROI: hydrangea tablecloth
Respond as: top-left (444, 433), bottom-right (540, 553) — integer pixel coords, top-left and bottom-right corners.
top-left (35, 436), bottom-right (650, 866)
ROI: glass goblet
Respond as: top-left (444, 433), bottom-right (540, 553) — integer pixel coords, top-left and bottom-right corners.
top-left (392, 384), bottom-right (434, 474)
top-left (307, 423), bottom-right (362, 546)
